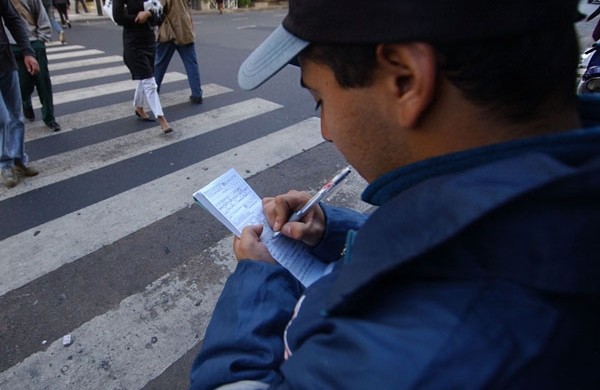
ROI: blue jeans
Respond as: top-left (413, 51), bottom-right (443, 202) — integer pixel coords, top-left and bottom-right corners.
top-left (154, 42), bottom-right (203, 98)
top-left (0, 70), bottom-right (27, 170)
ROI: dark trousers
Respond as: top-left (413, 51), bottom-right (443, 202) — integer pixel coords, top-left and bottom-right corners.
top-left (75, 0), bottom-right (88, 13)
top-left (11, 40), bottom-right (56, 126)
top-left (55, 3), bottom-right (69, 25)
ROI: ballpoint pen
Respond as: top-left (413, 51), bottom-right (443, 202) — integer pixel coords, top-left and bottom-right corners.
top-left (272, 166), bottom-right (352, 238)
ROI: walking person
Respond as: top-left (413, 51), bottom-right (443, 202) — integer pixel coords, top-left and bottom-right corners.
top-left (42, 0), bottom-right (65, 44)
top-left (6, 0), bottom-right (61, 131)
top-left (73, 0), bottom-right (86, 13)
top-left (190, 0), bottom-right (600, 389)
top-left (0, 0), bottom-right (40, 188)
top-left (215, 0), bottom-right (223, 14)
top-left (154, 0), bottom-right (203, 104)
top-left (113, 0), bottom-right (173, 134)
top-left (53, 0), bottom-right (70, 28)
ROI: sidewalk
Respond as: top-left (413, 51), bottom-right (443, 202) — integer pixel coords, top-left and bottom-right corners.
top-left (66, 1), bottom-right (288, 23)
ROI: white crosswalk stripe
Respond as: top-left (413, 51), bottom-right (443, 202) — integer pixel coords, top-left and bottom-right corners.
top-left (32, 72), bottom-right (188, 108)
top-left (45, 44), bottom-right (86, 53)
top-left (46, 49), bottom-right (105, 61)
top-left (50, 65), bottom-right (131, 85)
top-left (49, 55), bottom-right (124, 71)
top-left (0, 42), bottom-right (368, 389)
top-left (2, 98), bottom-right (283, 200)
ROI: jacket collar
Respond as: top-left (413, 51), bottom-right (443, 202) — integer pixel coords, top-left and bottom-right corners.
top-left (326, 128), bottom-right (600, 312)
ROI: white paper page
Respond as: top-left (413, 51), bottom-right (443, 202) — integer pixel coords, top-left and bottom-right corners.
top-left (193, 168), bottom-right (332, 286)
top-left (194, 168), bottom-right (262, 236)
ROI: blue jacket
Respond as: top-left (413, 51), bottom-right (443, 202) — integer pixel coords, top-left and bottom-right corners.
top-left (190, 98), bottom-right (600, 389)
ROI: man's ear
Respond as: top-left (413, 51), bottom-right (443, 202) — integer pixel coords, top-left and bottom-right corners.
top-left (376, 43), bottom-right (437, 128)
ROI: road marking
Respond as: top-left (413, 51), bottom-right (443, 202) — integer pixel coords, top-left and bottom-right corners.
top-left (32, 72), bottom-right (188, 108)
top-left (3, 98), bottom-right (282, 200)
top-left (46, 49), bottom-right (105, 61)
top-left (24, 84), bottom-right (233, 141)
top-left (0, 118), bottom-right (324, 297)
top-left (50, 65), bottom-right (130, 85)
top-left (49, 56), bottom-right (124, 71)
top-left (0, 236), bottom-right (235, 390)
top-left (45, 45), bottom-right (86, 53)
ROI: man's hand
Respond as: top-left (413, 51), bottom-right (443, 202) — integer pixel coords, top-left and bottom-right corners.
top-left (263, 190), bottom-right (326, 247)
top-left (23, 55), bottom-right (39, 75)
top-left (233, 224), bottom-right (277, 264)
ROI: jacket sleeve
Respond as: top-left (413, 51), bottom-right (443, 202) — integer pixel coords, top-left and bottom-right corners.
top-left (310, 204), bottom-right (367, 262)
top-left (189, 261), bottom-right (304, 390)
top-left (1, 0), bottom-right (35, 56)
top-left (113, 0), bottom-right (136, 26)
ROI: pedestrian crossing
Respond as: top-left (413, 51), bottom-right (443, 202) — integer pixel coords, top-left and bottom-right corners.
top-left (0, 41), bottom-right (368, 389)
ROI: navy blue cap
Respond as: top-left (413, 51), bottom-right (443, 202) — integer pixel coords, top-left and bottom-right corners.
top-left (238, 0), bottom-right (581, 90)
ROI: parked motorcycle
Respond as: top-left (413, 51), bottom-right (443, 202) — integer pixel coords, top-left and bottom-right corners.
top-left (578, 42), bottom-right (600, 94)
top-left (578, 4), bottom-right (600, 94)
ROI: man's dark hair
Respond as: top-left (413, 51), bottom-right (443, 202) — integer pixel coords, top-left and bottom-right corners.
top-left (300, 27), bottom-right (579, 124)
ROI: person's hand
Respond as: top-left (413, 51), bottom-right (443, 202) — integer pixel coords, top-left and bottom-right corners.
top-left (135, 10), bottom-right (151, 23)
top-left (263, 190), bottom-right (326, 247)
top-left (233, 224), bottom-right (277, 264)
top-left (23, 55), bottom-right (39, 75)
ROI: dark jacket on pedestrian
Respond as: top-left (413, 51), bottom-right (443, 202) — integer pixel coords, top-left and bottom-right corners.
top-left (113, 0), bottom-right (160, 79)
top-left (0, 0), bottom-right (34, 72)
top-left (190, 96), bottom-right (600, 389)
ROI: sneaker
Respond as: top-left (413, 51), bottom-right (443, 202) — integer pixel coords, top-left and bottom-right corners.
top-left (59, 31), bottom-right (66, 45)
top-left (23, 106), bottom-right (34, 122)
top-left (189, 95), bottom-right (203, 104)
top-left (13, 163), bottom-right (39, 177)
top-left (1, 168), bottom-right (19, 188)
top-left (45, 121), bottom-right (61, 132)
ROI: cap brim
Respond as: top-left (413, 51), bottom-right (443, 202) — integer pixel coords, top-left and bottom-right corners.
top-left (238, 25), bottom-right (309, 90)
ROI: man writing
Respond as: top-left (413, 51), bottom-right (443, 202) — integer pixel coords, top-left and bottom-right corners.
top-left (190, 0), bottom-right (599, 388)
top-left (0, 0), bottom-right (39, 188)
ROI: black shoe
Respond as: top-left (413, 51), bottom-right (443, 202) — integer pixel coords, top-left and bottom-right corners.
top-left (189, 95), bottom-right (203, 104)
top-left (67, 21), bottom-right (71, 28)
top-left (23, 106), bottom-right (34, 122)
top-left (46, 121), bottom-right (61, 132)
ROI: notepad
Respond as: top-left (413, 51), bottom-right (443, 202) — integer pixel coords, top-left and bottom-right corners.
top-left (193, 168), bottom-right (333, 287)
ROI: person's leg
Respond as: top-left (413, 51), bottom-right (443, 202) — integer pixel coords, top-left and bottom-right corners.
top-left (57, 4), bottom-right (71, 28)
top-left (48, 9), bottom-right (66, 44)
top-left (31, 42), bottom-right (60, 131)
top-left (133, 80), bottom-right (146, 112)
top-left (154, 42), bottom-right (175, 94)
top-left (57, 5), bottom-right (66, 25)
top-left (141, 77), bottom-right (171, 133)
top-left (0, 70), bottom-right (33, 187)
top-left (177, 43), bottom-right (203, 102)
